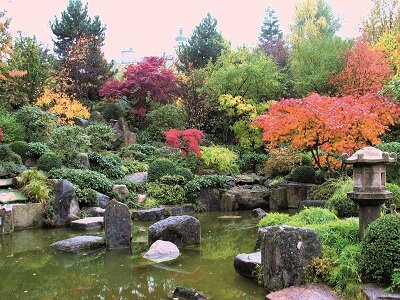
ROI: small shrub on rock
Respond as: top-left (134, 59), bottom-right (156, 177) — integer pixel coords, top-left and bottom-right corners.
top-left (264, 148), bottom-right (310, 178)
top-left (147, 158), bottom-right (177, 182)
top-left (360, 214), bottom-right (400, 284)
top-left (49, 126), bottom-right (91, 161)
top-left (184, 175), bottom-right (229, 201)
top-left (0, 144), bottom-right (22, 164)
top-left (86, 123), bottom-right (115, 151)
top-left (75, 187), bottom-right (98, 207)
top-left (27, 142), bottom-right (50, 159)
top-left (176, 167), bottom-right (194, 182)
top-left (121, 158), bottom-right (148, 174)
top-left (37, 152), bottom-right (63, 172)
top-left (9, 141), bottom-right (30, 161)
top-left (291, 165), bottom-right (316, 184)
top-left (146, 182), bottom-right (185, 205)
top-left (200, 146), bottom-right (239, 175)
top-left (88, 152), bottom-right (124, 179)
top-left (238, 151), bottom-right (268, 173)
top-left (20, 169), bottom-right (51, 204)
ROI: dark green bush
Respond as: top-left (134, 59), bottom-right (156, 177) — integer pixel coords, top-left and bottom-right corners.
top-left (100, 102), bottom-right (126, 121)
top-left (88, 152), bottom-right (124, 180)
top-left (86, 123), bottom-right (115, 151)
top-left (146, 182), bottom-right (185, 205)
top-left (15, 105), bottom-right (56, 142)
top-left (0, 110), bottom-right (24, 143)
top-left (9, 141), bottom-right (30, 161)
top-left (176, 167), bottom-right (194, 181)
top-left (238, 151), bottom-right (268, 173)
top-left (27, 142), bottom-right (50, 159)
top-left (49, 126), bottom-right (91, 161)
top-left (119, 144), bottom-right (160, 162)
top-left (75, 187), bottom-right (98, 207)
top-left (325, 177), bottom-right (358, 218)
top-left (378, 142), bottom-right (400, 183)
top-left (121, 158), bottom-right (148, 174)
top-left (49, 168), bottom-right (112, 195)
top-left (147, 158), bottom-right (177, 182)
top-left (184, 175), bottom-right (229, 201)
top-left (360, 214), bottom-right (400, 284)
top-left (0, 144), bottom-right (22, 164)
top-left (160, 175), bottom-right (186, 185)
top-left (0, 162), bottom-right (25, 177)
top-left (37, 152), bottom-right (63, 172)
top-left (386, 183), bottom-right (400, 210)
top-left (146, 104), bottom-right (188, 140)
top-left (291, 165), bottom-right (316, 183)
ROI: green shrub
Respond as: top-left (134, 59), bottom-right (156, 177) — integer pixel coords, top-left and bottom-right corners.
top-left (200, 146), bottom-right (239, 175)
top-left (378, 142), bottom-right (400, 183)
top-left (146, 104), bottom-right (188, 140)
top-left (146, 182), bottom-right (186, 205)
top-left (184, 175), bottom-right (229, 201)
top-left (264, 148), bottom-right (309, 178)
top-left (143, 197), bottom-right (159, 209)
top-left (86, 123), bottom-right (115, 151)
top-left (119, 144), bottom-right (160, 161)
top-left (20, 169), bottom-right (51, 204)
top-left (37, 152), bottom-right (63, 172)
top-left (27, 142), bottom-right (50, 159)
top-left (43, 203), bottom-right (55, 220)
top-left (360, 214), bottom-right (400, 284)
top-left (312, 178), bottom-right (341, 200)
top-left (49, 168), bottom-right (112, 195)
top-left (238, 151), bottom-right (268, 173)
top-left (15, 105), bottom-right (57, 142)
top-left (121, 158), bottom-right (149, 174)
top-left (0, 144), bottom-right (22, 164)
top-left (49, 126), bottom-right (91, 161)
top-left (325, 177), bottom-right (358, 218)
top-left (386, 183), bottom-right (400, 210)
top-left (0, 162), bottom-right (25, 177)
top-left (291, 165), bottom-right (316, 184)
top-left (295, 207), bottom-right (338, 225)
top-left (112, 178), bottom-right (137, 193)
top-left (88, 152), bottom-right (124, 179)
top-left (259, 213), bottom-right (292, 227)
top-left (176, 167), bottom-right (194, 181)
top-left (0, 110), bottom-right (24, 143)
top-left (9, 141), bottom-right (30, 161)
top-left (100, 102), bottom-right (126, 121)
top-left (160, 175), bottom-right (186, 185)
top-left (147, 158), bottom-right (177, 182)
top-left (75, 187), bottom-right (98, 207)
top-left (389, 268), bottom-right (400, 291)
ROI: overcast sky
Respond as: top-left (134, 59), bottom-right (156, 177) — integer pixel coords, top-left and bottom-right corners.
top-left (2, 0), bottom-right (372, 61)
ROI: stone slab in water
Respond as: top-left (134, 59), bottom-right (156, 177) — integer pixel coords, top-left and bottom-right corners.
top-left (104, 199), bottom-right (132, 249)
top-left (0, 190), bottom-right (27, 204)
top-left (252, 208), bottom-right (267, 218)
top-left (71, 217), bottom-right (104, 231)
top-left (132, 208), bottom-right (164, 221)
top-left (50, 235), bottom-right (105, 253)
top-left (0, 179), bottom-right (12, 188)
top-left (143, 240), bottom-right (180, 262)
top-left (265, 284), bottom-right (341, 300)
top-left (217, 215), bottom-right (242, 220)
top-left (362, 283), bottom-right (400, 300)
top-left (170, 287), bottom-right (208, 300)
top-left (234, 252), bottom-right (261, 279)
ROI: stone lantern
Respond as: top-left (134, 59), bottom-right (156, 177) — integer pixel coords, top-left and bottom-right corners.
top-left (342, 146), bottom-right (397, 239)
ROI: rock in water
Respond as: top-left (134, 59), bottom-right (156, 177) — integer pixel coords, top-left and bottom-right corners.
top-left (148, 215), bottom-right (200, 247)
top-left (261, 225), bottom-right (322, 291)
top-left (233, 252), bottom-right (261, 279)
top-left (132, 208), bottom-right (164, 221)
top-left (252, 208), bottom-right (267, 218)
top-left (170, 287), bottom-right (208, 300)
top-left (53, 179), bottom-right (80, 226)
top-left (104, 200), bottom-right (132, 249)
top-left (265, 284), bottom-right (342, 300)
top-left (50, 235), bottom-right (105, 253)
top-left (143, 240), bottom-right (180, 262)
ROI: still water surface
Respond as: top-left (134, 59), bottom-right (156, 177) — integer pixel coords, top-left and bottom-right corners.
top-left (0, 211), bottom-right (266, 299)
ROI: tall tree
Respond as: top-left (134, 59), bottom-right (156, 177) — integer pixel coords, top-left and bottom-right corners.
top-left (9, 34), bottom-right (52, 103)
top-left (290, 0), bottom-right (341, 44)
top-left (50, 0), bottom-right (111, 102)
top-left (259, 8), bottom-right (288, 67)
top-left (362, 0), bottom-right (400, 42)
top-left (177, 13), bottom-right (227, 71)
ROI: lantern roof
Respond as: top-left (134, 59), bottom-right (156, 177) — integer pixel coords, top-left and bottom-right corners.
top-left (342, 146), bottom-right (397, 164)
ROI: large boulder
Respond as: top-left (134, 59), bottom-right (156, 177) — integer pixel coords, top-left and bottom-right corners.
top-left (196, 188), bottom-right (221, 211)
top-left (143, 240), bottom-right (180, 262)
top-left (53, 180), bottom-right (80, 226)
top-left (148, 215), bottom-right (200, 247)
top-left (97, 192), bottom-right (110, 209)
top-left (265, 284), bottom-right (341, 300)
top-left (234, 174), bottom-right (264, 185)
top-left (82, 206), bottom-right (105, 217)
top-left (132, 208), bottom-right (164, 221)
top-left (220, 192), bottom-right (239, 211)
top-left (113, 117), bottom-right (136, 147)
top-left (112, 184), bottom-right (129, 201)
top-left (261, 226), bottom-right (322, 291)
top-left (270, 183), bottom-right (316, 211)
top-left (50, 235), bottom-right (105, 253)
top-left (233, 252), bottom-right (261, 280)
top-left (223, 185), bottom-right (270, 210)
top-left (104, 200), bottom-right (132, 249)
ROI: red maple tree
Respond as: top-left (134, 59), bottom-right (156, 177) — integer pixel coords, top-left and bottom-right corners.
top-left (253, 93), bottom-right (399, 172)
top-left (163, 128), bottom-right (204, 157)
top-left (331, 41), bottom-right (393, 96)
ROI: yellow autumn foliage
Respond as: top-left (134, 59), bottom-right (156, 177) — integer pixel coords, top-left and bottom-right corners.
top-left (35, 88), bottom-right (90, 124)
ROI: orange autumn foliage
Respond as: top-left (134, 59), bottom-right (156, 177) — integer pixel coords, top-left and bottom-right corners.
top-left (35, 88), bottom-right (90, 124)
top-left (253, 93), bottom-right (400, 172)
top-left (331, 41), bottom-right (393, 96)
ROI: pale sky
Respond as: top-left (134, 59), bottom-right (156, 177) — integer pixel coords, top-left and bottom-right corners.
top-left (1, 0), bottom-right (372, 62)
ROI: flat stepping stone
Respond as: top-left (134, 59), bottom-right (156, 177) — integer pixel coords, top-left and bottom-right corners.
top-left (0, 179), bottom-right (13, 188)
top-left (217, 215), bottom-right (242, 220)
top-left (50, 235), bottom-right (105, 253)
top-left (0, 190), bottom-right (27, 204)
top-left (71, 217), bottom-right (104, 231)
top-left (132, 208), bottom-right (164, 221)
top-left (234, 252), bottom-right (261, 279)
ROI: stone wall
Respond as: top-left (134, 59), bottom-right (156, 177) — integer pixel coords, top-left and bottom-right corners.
top-left (270, 182), bottom-right (315, 211)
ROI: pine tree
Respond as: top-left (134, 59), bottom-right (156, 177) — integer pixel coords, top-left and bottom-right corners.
top-left (258, 8), bottom-right (287, 67)
top-left (50, 0), bottom-right (111, 102)
top-left (177, 13), bottom-right (227, 71)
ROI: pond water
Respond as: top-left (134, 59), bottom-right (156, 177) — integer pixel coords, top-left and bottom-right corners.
top-left (0, 211), bottom-right (266, 299)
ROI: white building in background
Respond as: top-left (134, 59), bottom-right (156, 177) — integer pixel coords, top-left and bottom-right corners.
top-left (173, 27), bottom-right (187, 58)
top-left (120, 47), bottom-right (136, 65)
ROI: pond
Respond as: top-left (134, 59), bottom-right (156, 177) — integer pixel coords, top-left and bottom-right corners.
top-left (0, 211), bottom-right (266, 299)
